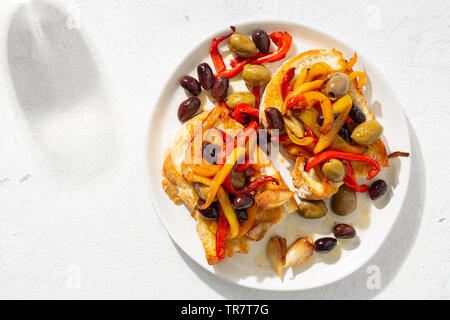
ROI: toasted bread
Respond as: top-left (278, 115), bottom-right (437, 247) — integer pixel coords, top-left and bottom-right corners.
top-left (260, 49), bottom-right (389, 200)
top-left (161, 110), bottom-right (298, 265)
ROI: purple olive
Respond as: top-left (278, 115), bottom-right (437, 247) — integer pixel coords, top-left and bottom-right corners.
top-left (314, 237), bottom-right (337, 253)
top-left (233, 194), bottom-right (254, 210)
top-left (265, 107), bottom-right (285, 131)
top-left (349, 104), bottom-right (366, 124)
top-left (338, 124), bottom-right (352, 144)
top-left (178, 97), bottom-right (201, 123)
top-left (211, 76), bottom-right (229, 102)
top-left (369, 179), bottom-right (387, 200)
top-left (235, 209), bottom-right (248, 222)
top-left (252, 29), bottom-right (270, 54)
top-left (333, 224), bottom-right (356, 239)
top-left (195, 200), bottom-right (219, 220)
top-left (179, 75), bottom-right (201, 96)
top-left (197, 63), bottom-right (215, 90)
top-left (202, 143), bottom-right (220, 165)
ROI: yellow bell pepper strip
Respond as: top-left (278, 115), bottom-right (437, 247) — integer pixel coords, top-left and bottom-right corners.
top-left (298, 108), bottom-right (321, 136)
top-left (304, 62), bottom-right (333, 82)
top-left (332, 94), bottom-right (353, 114)
top-left (188, 162), bottom-right (221, 177)
top-left (199, 146), bottom-right (245, 210)
top-left (215, 205), bottom-right (228, 261)
top-left (313, 99), bottom-right (351, 154)
top-left (348, 71), bottom-right (366, 89)
top-left (216, 186), bottom-right (240, 238)
top-left (305, 150), bottom-right (381, 180)
top-left (181, 162), bottom-right (213, 186)
top-left (282, 80), bottom-right (324, 114)
top-left (238, 204), bottom-right (257, 237)
top-left (330, 135), bottom-right (367, 154)
top-left (303, 91), bottom-right (334, 134)
top-left (346, 52), bottom-right (358, 71)
top-left (293, 67), bottom-right (308, 91)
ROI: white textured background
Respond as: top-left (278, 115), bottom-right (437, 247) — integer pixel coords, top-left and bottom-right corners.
top-left (0, 0), bottom-right (448, 299)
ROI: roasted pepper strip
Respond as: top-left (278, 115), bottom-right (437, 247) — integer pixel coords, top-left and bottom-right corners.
top-left (233, 103), bottom-right (259, 123)
top-left (348, 71), bottom-right (366, 89)
top-left (293, 68), bottom-right (308, 91)
top-left (342, 161), bottom-right (369, 193)
top-left (239, 176), bottom-right (279, 194)
top-left (313, 95), bottom-right (352, 153)
top-left (222, 173), bottom-right (239, 196)
top-left (216, 31), bottom-right (292, 78)
top-left (215, 205), bottom-right (228, 260)
top-left (235, 159), bottom-right (252, 172)
top-left (216, 186), bottom-right (240, 238)
top-left (210, 26), bottom-right (236, 74)
top-left (285, 125), bottom-right (314, 146)
top-left (281, 67), bottom-right (295, 100)
top-left (252, 31), bottom-right (292, 64)
top-left (303, 91), bottom-right (333, 134)
top-left (283, 80), bottom-right (324, 113)
top-left (253, 86), bottom-right (261, 108)
top-left (199, 147), bottom-right (245, 210)
top-left (305, 150), bottom-right (381, 180)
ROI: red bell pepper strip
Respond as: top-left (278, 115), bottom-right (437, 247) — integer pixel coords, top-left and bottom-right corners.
top-left (210, 26), bottom-right (236, 74)
top-left (342, 161), bottom-right (369, 193)
top-left (222, 174), bottom-right (240, 196)
top-left (239, 176), bottom-right (279, 194)
top-left (233, 103), bottom-right (259, 123)
top-left (216, 205), bottom-right (228, 260)
top-left (216, 31), bottom-right (293, 79)
top-left (214, 128), bottom-right (234, 145)
top-left (235, 159), bottom-right (252, 172)
top-left (305, 150), bottom-right (381, 180)
top-left (286, 94), bottom-right (306, 110)
top-left (281, 67), bottom-right (295, 100)
top-left (251, 31), bottom-right (292, 64)
top-left (253, 86), bottom-right (261, 108)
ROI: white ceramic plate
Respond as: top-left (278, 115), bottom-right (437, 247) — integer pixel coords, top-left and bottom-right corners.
top-left (146, 20), bottom-right (411, 291)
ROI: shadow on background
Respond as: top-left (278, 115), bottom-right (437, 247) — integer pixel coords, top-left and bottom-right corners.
top-left (7, 0), bottom-right (116, 184)
top-left (176, 117), bottom-right (425, 299)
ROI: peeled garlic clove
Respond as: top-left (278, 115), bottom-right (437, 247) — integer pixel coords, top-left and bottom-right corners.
top-left (267, 236), bottom-right (287, 280)
top-left (285, 237), bottom-right (315, 266)
top-left (256, 190), bottom-right (294, 210)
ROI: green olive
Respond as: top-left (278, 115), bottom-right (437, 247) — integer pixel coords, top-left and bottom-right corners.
top-left (324, 72), bottom-right (350, 101)
top-left (242, 64), bottom-right (272, 86)
top-left (226, 92), bottom-right (256, 110)
top-left (322, 159), bottom-right (346, 182)
top-left (331, 185), bottom-right (357, 216)
top-left (229, 165), bottom-right (246, 190)
top-left (229, 34), bottom-right (258, 58)
top-left (351, 120), bottom-right (383, 145)
top-left (298, 200), bottom-right (328, 219)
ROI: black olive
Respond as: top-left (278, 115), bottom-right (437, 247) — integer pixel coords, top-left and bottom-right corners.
top-left (265, 107), bottom-right (285, 131)
top-left (179, 75), bottom-right (202, 96)
top-left (233, 194), bottom-right (255, 210)
top-left (197, 63), bottom-right (215, 90)
top-left (338, 124), bottom-right (352, 143)
top-left (349, 104), bottom-right (366, 124)
top-left (202, 143), bottom-right (220, 165)
top-left (235, 209), bottom-right (248, 222)
top-left (369, 179), bottom-right (387, 200)
top-left (195, 200), bottom-right (219, 220)
top-left (314, 237), bottom-right (337, 253)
